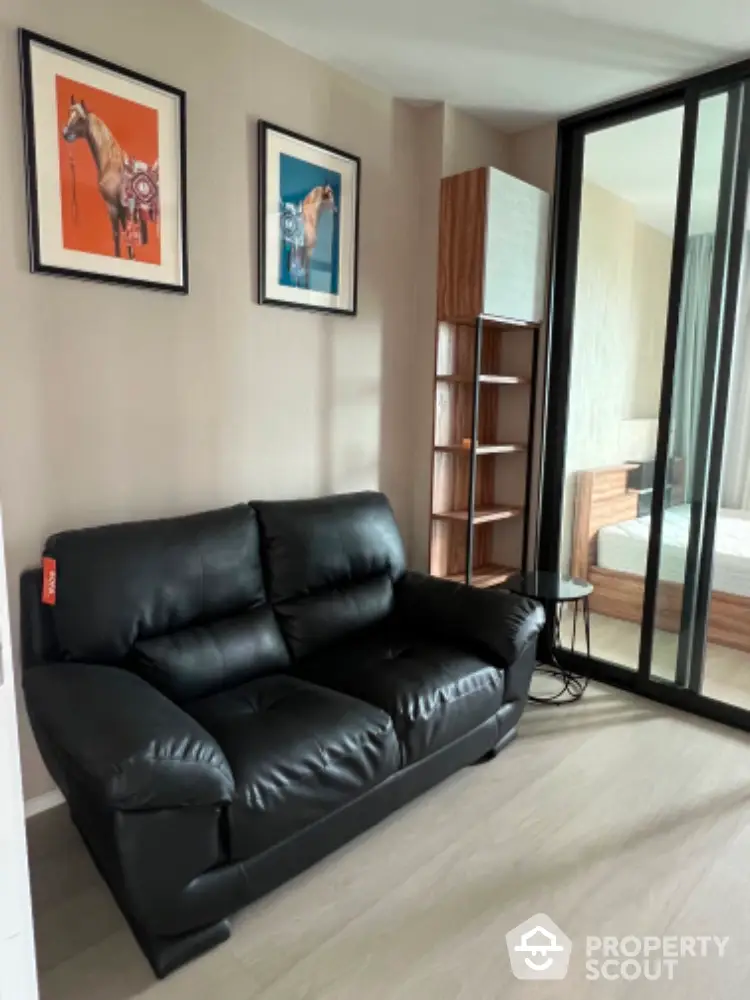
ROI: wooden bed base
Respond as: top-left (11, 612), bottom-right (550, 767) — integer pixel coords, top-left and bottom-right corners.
top-left (571, 465), bottom-right (750, 654)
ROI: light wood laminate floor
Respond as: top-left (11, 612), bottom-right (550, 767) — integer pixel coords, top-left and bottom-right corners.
top-left (28, 683), bottom-right (750, 999)
top-left (561, 609), bottom-right (750, 711)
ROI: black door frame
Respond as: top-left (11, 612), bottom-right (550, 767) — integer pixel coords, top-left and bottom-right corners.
top-left (673, 84), bottom-right (750, 694)
top-left (538, 58), bottom-right (750, 733)
top-left (670, 87), bottom-right (741, 690)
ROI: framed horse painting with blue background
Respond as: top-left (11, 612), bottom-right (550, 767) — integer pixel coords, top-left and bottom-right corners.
top-left (19, 30), bottom-right (188, 293)
top-left (258, 121), bottom-right (361, 315)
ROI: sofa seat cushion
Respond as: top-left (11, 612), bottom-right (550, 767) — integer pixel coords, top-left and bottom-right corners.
top-left (297, 627), bottom-right (505, 766)
top-left (189, 675), bottom-right (400, 862)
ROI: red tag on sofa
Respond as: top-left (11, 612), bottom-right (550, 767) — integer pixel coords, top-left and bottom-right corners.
top-left (42, 557), bottom-right (57, 606)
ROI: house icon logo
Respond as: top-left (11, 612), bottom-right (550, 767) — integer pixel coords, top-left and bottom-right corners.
top-left (506, 914), bottom-right (572, 980)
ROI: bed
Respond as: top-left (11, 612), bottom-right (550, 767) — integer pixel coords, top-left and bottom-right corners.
top-left (571, 465), bottom-right (750, 653)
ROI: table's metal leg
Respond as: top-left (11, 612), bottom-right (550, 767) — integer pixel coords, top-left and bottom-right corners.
top-left (527, 588), bottom-right (592, 707)
top-left (537, 599), bottom-right (564, 667)
top-left (537, 599), bottom-right (554, 666)
top-left (584, 595), bottom-right (591, 658)
top-left (529, 600), bottom-right (591, 705)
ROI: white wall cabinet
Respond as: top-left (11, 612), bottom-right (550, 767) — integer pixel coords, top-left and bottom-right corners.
top-left (483, 168), bottom-right (550, 323)
top-left (437, 165), bottom-right (550, 326)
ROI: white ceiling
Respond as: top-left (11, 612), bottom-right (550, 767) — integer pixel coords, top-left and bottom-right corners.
top-left (204, 0), bottom-right (749, 131)
top-left (583, 94), bottom-right (728, 235)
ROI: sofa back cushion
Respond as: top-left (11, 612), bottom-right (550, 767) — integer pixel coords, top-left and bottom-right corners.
top-left (130, 606), bottom-right (290, 702)
top-left (255, 492), bottom-right (406, 658)
top-left (44, 505), bottom-right (270, 666)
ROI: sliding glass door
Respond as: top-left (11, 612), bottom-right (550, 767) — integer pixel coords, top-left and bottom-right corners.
top-left (559, 102), bottom-right (682, 671)
top-left (646, 86), bottom-right (750, 697)
top-left (708, 233), bottom-right (750, 709)
top-left (540, 61), bottom-right (750, 730)
top-left (647, 92), bottom-right (726, 688)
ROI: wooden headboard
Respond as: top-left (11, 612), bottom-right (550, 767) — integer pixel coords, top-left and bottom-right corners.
top-left (570, 465), bottom-right (639, 579)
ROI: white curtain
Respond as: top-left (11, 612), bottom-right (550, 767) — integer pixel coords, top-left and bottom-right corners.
top-left (721, 243), bottom-right (750, 510)
top-left (672, 235), bottom-right (714, 502)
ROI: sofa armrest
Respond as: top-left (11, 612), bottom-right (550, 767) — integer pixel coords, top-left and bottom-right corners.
top-left (394, 572), bottom-right (545, 668)
top-left (24, 663), bottom-right (235, 811)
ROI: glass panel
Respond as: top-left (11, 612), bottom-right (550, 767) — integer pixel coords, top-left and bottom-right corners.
top-left (701, 186), bottom-right (750, 708)
top-left (650, 92), bottom-right (731, 685)
top-left (558, 106), bottom-right (683, 668)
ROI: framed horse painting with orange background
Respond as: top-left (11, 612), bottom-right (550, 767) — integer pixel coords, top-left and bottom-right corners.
top-left (20, 30), bottom-right (187, 293)
top-left (258, 121), bottom-right (361, 316)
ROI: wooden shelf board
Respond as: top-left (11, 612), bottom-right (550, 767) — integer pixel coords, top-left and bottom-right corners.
top-left (444, 564), bottom-right (517, 588)
top-left (435, 374), bottom-right (529, 385)
top-left (434, 442), bottom-right (527, 455)
top-left (440, 315), bottom-right (540, 331)
top-left (432, 505), bottom-right (522, 525)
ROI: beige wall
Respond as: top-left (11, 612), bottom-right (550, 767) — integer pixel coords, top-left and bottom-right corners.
top-left (0, 2), bottom-right (514, 800)
top-left (506, 123), bottom-right (558, 563)
top-left (442, 106), bottom-right (510, 177)
top-left (409, 105), bottom-right (445, 574)
top-left (560, 181), bottom-right (672, 570)
top-left (508, 123), bottom-right (558, 194)
top-left (629, 223), bottom-right (672, 419)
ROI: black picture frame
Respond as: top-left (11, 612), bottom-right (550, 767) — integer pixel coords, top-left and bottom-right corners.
top-left (19, 28), bottom-right (189, 294)
top-left (258, 120), bottom-right (361, 316)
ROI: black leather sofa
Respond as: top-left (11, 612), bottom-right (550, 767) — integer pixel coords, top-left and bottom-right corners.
top-left (21, 491), bottom-right (544, 977)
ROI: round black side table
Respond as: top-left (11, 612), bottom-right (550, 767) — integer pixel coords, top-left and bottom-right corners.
top-left (505, 571), bottom-right (593, 704)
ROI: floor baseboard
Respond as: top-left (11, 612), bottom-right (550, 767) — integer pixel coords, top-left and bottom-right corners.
top-left (24, 789), bottom-right (64, 819)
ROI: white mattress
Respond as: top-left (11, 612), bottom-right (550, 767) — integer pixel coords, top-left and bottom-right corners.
top-left (597, 504), bottom-right (750, 598)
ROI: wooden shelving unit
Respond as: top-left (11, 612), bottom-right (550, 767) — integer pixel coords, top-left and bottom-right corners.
top-left (428, 166), bottom-right (550, 589)
top-left (430, 315), bottom-right (540, 587)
